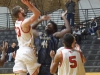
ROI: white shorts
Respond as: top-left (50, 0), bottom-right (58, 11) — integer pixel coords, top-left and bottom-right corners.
top-left (13, 47), bottom-right (40, 75)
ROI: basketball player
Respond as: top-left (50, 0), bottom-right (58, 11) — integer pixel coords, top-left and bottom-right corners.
top-left (50, 34), bottom-right (86, 75)
top-left (31, 11), bottom-right (71, 75)
top-left (0, 41), bottom-right (8, 66)
top-left (12, 0), bottom-right (41, 75)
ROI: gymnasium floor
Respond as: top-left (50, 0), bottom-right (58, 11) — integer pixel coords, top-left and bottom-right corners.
top-left (86, 73), bottom-right (100, 75)
top-left (0, 73), bottom-right (100, 75)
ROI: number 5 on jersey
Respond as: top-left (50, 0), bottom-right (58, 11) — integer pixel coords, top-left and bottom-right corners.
top-left (69, 56), bottom-right (77, 68)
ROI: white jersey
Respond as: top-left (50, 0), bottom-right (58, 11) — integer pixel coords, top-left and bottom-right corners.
top-left (15, 20), bottom-right (34, 48)
top-left (57, 47), bottom-right (85, 75)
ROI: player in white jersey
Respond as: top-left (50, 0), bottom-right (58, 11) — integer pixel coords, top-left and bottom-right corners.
top-left (12, 0), bottom-right (41, 75)
top-left (50, 33), bottom-right (86, 75)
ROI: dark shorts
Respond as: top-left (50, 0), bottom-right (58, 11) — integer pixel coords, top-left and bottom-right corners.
top-left (38, 65), bottom-right (53, 75)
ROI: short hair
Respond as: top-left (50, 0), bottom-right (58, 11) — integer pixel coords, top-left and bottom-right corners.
top-left (48, 20), bottom-right (58, 32)
top-left (62, 33), bottom-right (74, 48)
top-left (12, 6), bottom-right (21, 18)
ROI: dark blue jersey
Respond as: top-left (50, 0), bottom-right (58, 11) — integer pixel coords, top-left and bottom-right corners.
top-left (34, 33), bottom-right (59, 65)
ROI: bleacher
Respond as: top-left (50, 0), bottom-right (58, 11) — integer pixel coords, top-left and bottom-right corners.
top-left (0, 62), bottom-right (14, 74)
top-left (0, 30), bottom-right (17, 45)
top-left (81, 35), bottom-right (100, 72)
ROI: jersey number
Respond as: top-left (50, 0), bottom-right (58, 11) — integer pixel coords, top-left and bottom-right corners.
top-left (69, 56), bottom-right (77, 68)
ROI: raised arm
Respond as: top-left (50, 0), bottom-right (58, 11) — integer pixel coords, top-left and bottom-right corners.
top-left (53, 11), bottom-right (71, 38)
top-left (32, 15), bottom-right (50, 29)
top-left (0, 41), bottom-right (8, 66)
top-left (50, 51), bottom-right (61, 74)
top-left (21, 0), bottom-right (40, 28)
top-left (32, 15), bottom-right (50, 38)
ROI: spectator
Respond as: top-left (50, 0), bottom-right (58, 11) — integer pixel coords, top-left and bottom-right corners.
top-left (12, 46), bottom-right (19, 59)
top-left (88, 17), bottom-right (97, 35)
top-left (65, 0), bottom-right (76, 27)
top-left (7, 42), bottom-right (17, 62)
top-left (97, 26), bottom-right (100, 39)
top-left (73, 26), bottom-right (81, 44)
top-left (4, 41), bottom-right (9, 52)
top-left (79, 23), bottom-right (87, 39)
top-left (0, 41), bottom-right (8, 66)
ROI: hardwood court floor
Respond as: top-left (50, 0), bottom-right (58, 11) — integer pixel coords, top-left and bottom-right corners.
top-left (86, 72), bottom-right (100, 75)
top-left (0, 73), bottom-right (100, 75)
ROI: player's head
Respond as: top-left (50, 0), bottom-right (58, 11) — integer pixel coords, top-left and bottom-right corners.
top-left (12, 6), bottom-right (26, 18)
top-left (45, 20), bottom-right (58, 34)
top-left (62, 33), bottom-right (76, 49)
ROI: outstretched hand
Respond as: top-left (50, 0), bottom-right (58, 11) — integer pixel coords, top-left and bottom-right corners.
top-left (41, 15), bottom-right (51, 21)
top-left (61, 10), bottom-right (67, 18)
top-left (21, 0), bottom-right (31, 6)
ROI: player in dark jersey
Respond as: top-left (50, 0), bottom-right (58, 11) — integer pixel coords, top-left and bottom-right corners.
top-left (31, 11), bottom-right (71, 75)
